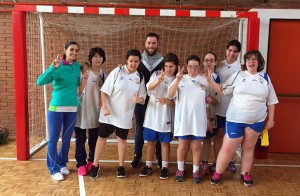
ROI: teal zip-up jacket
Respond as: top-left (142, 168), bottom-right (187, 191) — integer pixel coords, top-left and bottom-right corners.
top-left (36, 61), bottom-right (81, 107)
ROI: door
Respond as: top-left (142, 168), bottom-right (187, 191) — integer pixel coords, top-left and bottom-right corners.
top-left (267, 19), bottom-right (300, 153)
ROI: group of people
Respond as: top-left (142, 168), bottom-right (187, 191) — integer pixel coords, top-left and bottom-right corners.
top-left (36, 33), bottom-right (278, 187)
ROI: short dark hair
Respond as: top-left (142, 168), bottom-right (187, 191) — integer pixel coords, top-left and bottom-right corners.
top-left (186, 54), bottom-right (201, 65)
top-left (203, 51), bottom-right (218, 61)
top-left (65, 40), bottom-right (80, 50)
top-left (126, 49), bottom-right (141, 61)
top-left (226, 39), bottom-right (241, 52)
top-left (163, 53), bottom-right (179, 75)
top-left (146, 32), bottom-right (159, 42)
top-left (242, 50), bottom-right (265, 72)
top-left (88, 47), bottom-right (106, 65)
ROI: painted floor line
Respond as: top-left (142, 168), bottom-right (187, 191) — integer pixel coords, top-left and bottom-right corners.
top-left (78, 174), bottom-right (86, 196)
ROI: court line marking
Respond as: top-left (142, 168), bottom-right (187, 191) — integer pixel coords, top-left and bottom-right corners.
top-left (78, 174), bottom-right (86, 196)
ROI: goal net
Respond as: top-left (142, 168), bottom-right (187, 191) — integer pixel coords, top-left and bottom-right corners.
top-left (25, 9), bottom-right (247, 156)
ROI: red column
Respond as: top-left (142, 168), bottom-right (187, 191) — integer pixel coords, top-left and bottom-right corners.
top-left (12, 11), bottom-right (29, 160)
top-left (247, 18), bottom-right (260, 51)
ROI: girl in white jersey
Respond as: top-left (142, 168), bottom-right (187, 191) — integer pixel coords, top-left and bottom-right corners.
top-left (206, 50), bottom-right (278, 187)
top-left (213, 40), bottom-right (242, 173)
top-left (75, 47), bottom-right (107, 176)
top-left (89, 49), bottom-right (147, 179)
top-left (169, 55), bottom-right (211, 183)
top-left (139, 53), bottom-right (178, 180)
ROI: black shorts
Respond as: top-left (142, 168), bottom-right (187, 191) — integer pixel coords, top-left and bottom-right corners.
top-left (98, 123), bottom-right (129, 140)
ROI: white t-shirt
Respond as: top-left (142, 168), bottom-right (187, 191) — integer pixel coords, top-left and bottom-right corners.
top-left (169, 74), bottom-right (209, 137)
top-left (223, 71), bottom-right (279, 124)
top-left (215, 60), bottom-right (241, 117)
top-left (99, 65), bottom-right (147, 129)
top-left (76, 69), bottom-right (106, 129)
top-left (143, 71), bottom-right (175, 133)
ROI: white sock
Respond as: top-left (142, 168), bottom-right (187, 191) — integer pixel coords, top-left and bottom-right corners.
top-left (177, 161), bottom-right (184, 171)
top-left (146, 161), bottom-right (153, 168)
top-left (193, 165), bottom-right (199, 173)
top-left (162, 161), bottom-right (168, 168)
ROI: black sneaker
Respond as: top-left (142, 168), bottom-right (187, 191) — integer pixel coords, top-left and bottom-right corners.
top-left (131, 156), bottom-right (141, 168)
top-left (160, 167), bottom-right (169, 180)
top-left (89, 165), bottom-right (100, 179)
top-left (117, 166), bottom-right (125, 178)
top-left (139, 166), bottom-right (152, 177)
top-left (241, 172), bottom-right (253, 187)
top-left (210, 172), bottom-right (222, 185)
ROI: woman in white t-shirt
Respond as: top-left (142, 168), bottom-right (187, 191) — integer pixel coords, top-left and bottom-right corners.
top-left (214, 40), bottom-right (242, 173)
top-left (206, 50), bottom-right (279, 187)
top-left (139, 53), bottom-right (178, 180)
top-left (89, 49), bottom-right (147, 179)
top-left (169, 55), bottom-right (210, 183)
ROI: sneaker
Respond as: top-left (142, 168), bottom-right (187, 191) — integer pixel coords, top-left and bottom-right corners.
top-left (131, 156), bottom-right (141, 168)
top-left (139, 166), bottom-right (152, 177)
top-left (160, 167), bottom-right (169, 180)
top-left (86, 161), bottom-right (93, 172)
top-left (51, 172), bottom-right (64, 181)
top-left (60, 167), bottom-right (70, 175)
top-left (89, 165), bottom-right (100, 179)
top-left (175, 170), bottom-right (184, 182)
top-left (157, 158), bottom-right (162, 169)
top-left (78, 166), bottom-right (87, 176)
top-left (202, 162), bottom-right (210, 175)
top-left (117, 166), bottom-right (125, 178)
top-left (210, 162), bottom-right (216, 173)
top-left (241, 172), bottom-right (253, 187)
top-left (227, 161), bottom-right (237, 173)
top-left (210, 172), bottom-right (222, 185)
top-left (193, 171), bottom-right (202, 183)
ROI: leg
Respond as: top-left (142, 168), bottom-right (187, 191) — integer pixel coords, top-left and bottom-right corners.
top-left (155, 140), bottom-right (162, 167)
top-left (117, 136), bottom-right (127, 167)
top-left (240, 128), bottom-right (260, 173)
top-left (146, 141), bottom-right (156, 163)
top-left (87, 127), bottom-right (99, 163)
top-left (177, 139), bottom-right (190, 163)
top-left (47, 111), bottom-right (63, 175)
top-left (191, 139), bottom-right (202, 183)
top-left (59, 112), bottom-right (77, 168)
top-left (133, 105), bottom-right (146, 161)
top-left (75, 127), bottom-right (87, 168)
top-left (161, 142), bottom-right (170, 164)
top-left (93, 137), bottom-right (107, 167)
top-left (213, 127), bottom-right (224, 160)
top-left (202, 138), bottom-right (211, 162)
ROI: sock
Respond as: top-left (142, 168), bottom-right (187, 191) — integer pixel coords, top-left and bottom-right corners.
top-left (193, 165), bottom-right (199, 173)
top-left (177, 161), bottom-right (184, 171)
top-left (146, 161), bottom-right (153, 168)
top-left (162, 161), bottom-right (168, 168)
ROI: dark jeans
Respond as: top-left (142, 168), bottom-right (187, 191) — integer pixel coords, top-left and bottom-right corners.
top-left (134, 104), bottom-right (161, 160)
top-left (74, 127), bottom-right (99, 168)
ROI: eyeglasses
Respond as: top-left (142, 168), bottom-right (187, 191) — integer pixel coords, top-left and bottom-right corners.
top-left (246, 58), bottom-right (258, 63)
top-left (203, 59), bottom-right (215, 63)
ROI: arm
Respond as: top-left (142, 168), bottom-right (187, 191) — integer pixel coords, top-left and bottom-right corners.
top-left (156, 98), bottom-right (175, 106)
top-left (169, 66), bottom-right (184, 98)
top-left (78, 71), bottom-right (89, 96)
top-left (148, 70), bottom-right (164, 90)
top-left (265, 104), bottom-right (275, 129)
top-left (36, 54), bottom-right (61, 86)
top-left (101, 91), bottom-right (111, 116)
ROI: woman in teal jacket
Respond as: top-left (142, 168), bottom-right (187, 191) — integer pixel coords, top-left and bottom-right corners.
top-left (37, 41), bottom-right (81, 181)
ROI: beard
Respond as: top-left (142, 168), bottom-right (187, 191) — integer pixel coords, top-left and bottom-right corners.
top-left (145, 47), bottom-right (158, 56)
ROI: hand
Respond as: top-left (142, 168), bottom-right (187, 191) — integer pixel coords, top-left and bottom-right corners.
top-left (156, 98), bottom-right (167, 105)
top-left (265, 120), bottom-right (275, 129)
top-left (157, 69), bottom-right (165, 83)
top-left (206, 96), bottom-right (212, 104)
top-left (52, 53), bottom-right (62, 69)
top-left (82, 71), bottom-right (89, 84)
top-left (204, 67), bottom-right (212, 81)
top-left (132, 92), bottom-right (140, 103)
top-left (102, 107), bottom-right (111, 116)
top-left (176, 66), bottom-right (185, 81)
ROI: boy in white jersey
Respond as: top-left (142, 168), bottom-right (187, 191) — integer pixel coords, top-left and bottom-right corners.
top-left (75, 47), bottom-right (107, 176)
top-left (169, 55), bottom-right (211, 183)
top-left (139, 53), bottom-right (178, 180)
top-left (90, 49), bottom-right (147, 179)
top-left (213, 40), bottom-right (242, 173)
top-left (206, 50), bottom-right (278, 187)
top-left (200, 52), bottom-right (221, 176)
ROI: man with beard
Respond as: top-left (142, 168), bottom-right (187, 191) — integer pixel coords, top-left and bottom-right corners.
top-left (131, 33), bottom-right (164, 169)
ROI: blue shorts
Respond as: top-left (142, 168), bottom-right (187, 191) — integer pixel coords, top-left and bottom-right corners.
top-left (144, 128), bottom-right (173, 143)
top-left (176, 135), bottom-right (204, 141)
top-left (205, 128), bottom-right (218, 139)
top-left (217, 115), bottom-right (226, 128)
top-left (225, 121), bottom-right (265, 138)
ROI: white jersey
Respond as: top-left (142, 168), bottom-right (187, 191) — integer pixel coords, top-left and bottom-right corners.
top-left (208, 73), bottom-right (221, 129)
top-left (99, 65), bottom-right (147, 129)
top-left (169, 74), bottom-right (209, 137)
top-left (223, 71), bottom-right (279, 124)
top-left (215, 60), bottom-right (241, 117)
top-left (75, 69), bottom-right (106, 129)
top-left (143, 71), bottom-right (175, 133)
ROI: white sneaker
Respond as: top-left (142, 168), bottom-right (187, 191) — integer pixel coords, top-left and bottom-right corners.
top-left (60, 167), bottom-right (70, 175)
top-left (51, 172), bottom-right (64, 181)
